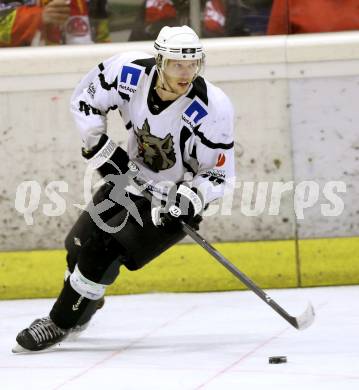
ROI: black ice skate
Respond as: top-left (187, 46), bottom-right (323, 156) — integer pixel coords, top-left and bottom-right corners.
top-left (29, 317), bottom-right (87, 340)
top-left (12, 316), bottom-right (68, 353)
top-left (25, 318), bottom-right (86, 343)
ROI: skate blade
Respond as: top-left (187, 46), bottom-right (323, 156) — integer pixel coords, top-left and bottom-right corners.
top-left (12, 343), bottom-right (31, 354)
top-left (11, 330), bottom-right (80, 354)
top-left (12, 341), bottom-right (63, 354)
top-left (11, 343), bottom-right (51, 354)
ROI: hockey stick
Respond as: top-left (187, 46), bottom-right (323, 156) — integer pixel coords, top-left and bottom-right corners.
top-left (129, 169), bottom-right (315, 330)
top-left (179, 221), bottom-right (315, 330)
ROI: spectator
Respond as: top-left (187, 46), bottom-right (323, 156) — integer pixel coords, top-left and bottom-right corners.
top-left (128, 0), bottom-right (272, 41)
top-left (225, 0), bottom-right (272, 37)
top-left (129, 0), bottom-right (230, 40)
top-left (0, 0), bottom-right (70, 47)
top-left (128, 0), bottom-right (186, 41)
top-left (203, 0), bottom-right (227, 37)
top-left (0, 0), bottom-right (110, 47)
top-left (268, 0), bottom-right (359, 35)
top-left (88, 0), bottom-right (110, 43)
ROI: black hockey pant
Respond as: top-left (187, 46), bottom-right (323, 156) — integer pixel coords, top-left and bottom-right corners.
top-left (50, 182), bottom-right (200, 329)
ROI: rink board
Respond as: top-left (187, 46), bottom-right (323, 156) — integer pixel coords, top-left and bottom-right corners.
top-left (1, 236), bottom-right (358, 299)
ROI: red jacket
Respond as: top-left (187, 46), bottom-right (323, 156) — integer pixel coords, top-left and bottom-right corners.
top-left (268, 0), bottom-right (359, 35)
top-left (0, 5), bottom-right (43, 47)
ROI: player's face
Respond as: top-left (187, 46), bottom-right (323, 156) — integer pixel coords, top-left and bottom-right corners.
top-left (163, 59), bottom-right (199, 95)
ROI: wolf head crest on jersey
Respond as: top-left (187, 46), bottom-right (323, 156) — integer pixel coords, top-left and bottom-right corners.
top-left (135, 119), bottom-right (176, 172)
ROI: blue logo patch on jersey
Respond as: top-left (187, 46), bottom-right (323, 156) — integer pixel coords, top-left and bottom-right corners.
top-left (120, 66), bottom-right (141, 86)
top-left (184, 100), bottom-right (208, 124)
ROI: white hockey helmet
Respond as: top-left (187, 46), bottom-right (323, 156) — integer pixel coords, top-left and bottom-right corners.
top-left (154, 26), bottom-right (205, 86)
top-left (154, 25), bottom-right (204, 61)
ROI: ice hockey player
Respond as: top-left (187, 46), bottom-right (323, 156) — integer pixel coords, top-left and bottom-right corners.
top-left (13, 25), bottom-right (235, 352)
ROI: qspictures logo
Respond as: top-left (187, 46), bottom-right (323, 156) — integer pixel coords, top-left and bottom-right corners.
top-left (14, 173), bottom-right (347, 229)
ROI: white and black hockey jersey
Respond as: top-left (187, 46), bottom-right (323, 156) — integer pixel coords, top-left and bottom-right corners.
top-left (70, 51), bottom-right (235, 204)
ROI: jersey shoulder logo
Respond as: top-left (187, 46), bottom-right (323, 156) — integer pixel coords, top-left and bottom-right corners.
top-left (120, 65), bottom-right (141, 86)
top-left (118, 65), bottom-right (142, 95)
top-left (182, 99), bottom-right (208, 128)
top-left (135, 119), bottom-right (176, 172)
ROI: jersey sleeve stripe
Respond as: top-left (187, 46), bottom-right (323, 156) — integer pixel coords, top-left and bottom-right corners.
top-left (193, 126), bottom-right (234, 150)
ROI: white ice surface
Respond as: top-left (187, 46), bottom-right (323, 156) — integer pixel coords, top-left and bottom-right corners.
top-left (1, 286), bottom-right (359, 390)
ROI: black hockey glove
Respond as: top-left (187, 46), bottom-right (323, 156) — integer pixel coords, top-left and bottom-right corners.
top-left (151, 183), bottom-right (204, 230)
top-left (82, 134), bottom-right (139, 179)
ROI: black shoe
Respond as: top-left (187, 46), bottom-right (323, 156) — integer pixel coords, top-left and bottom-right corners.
top-left (13, 317), bottom-right (68, 353)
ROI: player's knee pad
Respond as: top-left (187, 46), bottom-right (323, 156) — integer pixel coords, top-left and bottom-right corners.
top-left (64, 209), bottom-right (95, 274)
top-left (66, 226), bottom-right (123, 284)
top-left (65, 182), bottom-right (124, 274)
top-left (70, 265), bottom-right (108, 300)
top-left (65, 203), bottom-right (126, 284)
top-left (65, 200), bottom-right (110, 272)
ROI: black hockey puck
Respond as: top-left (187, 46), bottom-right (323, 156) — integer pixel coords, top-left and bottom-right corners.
top-left (269, 356), bottom-right (287, 364)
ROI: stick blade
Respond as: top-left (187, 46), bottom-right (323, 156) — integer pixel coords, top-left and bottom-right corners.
top-left (292, 302), bottom-right (315, 330)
